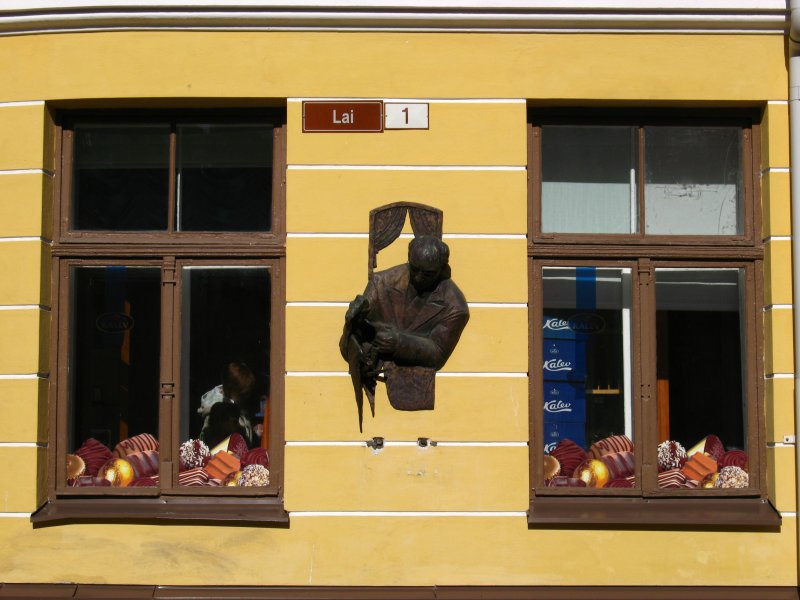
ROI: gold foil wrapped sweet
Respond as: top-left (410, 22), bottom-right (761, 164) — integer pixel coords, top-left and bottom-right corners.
top-left (543, 455), bottom-right (561, 481)
top-left (573, 459), bottom-right (610, 488)
top-left (97, 458), bottom-right (135, 487)
top-left (66, 454), bottom-right (86, 480)
top-left (701, 472), bottom-right (720, 489)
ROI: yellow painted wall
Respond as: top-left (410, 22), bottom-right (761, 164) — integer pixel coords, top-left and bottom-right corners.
top-left (0, 28), bottom-right (795, 588)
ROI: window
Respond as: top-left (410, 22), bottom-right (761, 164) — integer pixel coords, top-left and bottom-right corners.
top-left (35, 111), bottom-right (287, 523)
top-left (527, 110), bottom-right (779, 526)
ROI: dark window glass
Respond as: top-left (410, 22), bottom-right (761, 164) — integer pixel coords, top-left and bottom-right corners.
top-left (645, 127), bottom-right (743, 235)
top-left (69, 267), bottom-right (161, 460)
top-left (542, 267), bottom-right (634, 487)
top-left (177, 125), bottom-right (273, 232)
top-left (541, 126), bottom-right (638, 234)
top-left (181, 267), bottom-right (271, 486)
top-left (72, 125), bottom-right (170, 231)
top-left (655, 268), bottom-right (748, 488)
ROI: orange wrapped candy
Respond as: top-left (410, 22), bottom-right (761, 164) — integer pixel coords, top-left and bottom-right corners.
top-left (206, 451), bottom-right (241, 481)
top-left (573, 459), bottom-right (610, 488)
top-left (681, 452), bottom-right (717, 482)
top-left (97, 458), bottom-right (135, 487)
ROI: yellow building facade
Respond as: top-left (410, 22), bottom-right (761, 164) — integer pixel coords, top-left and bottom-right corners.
top-left (0, 2), bottom-right (797, 598)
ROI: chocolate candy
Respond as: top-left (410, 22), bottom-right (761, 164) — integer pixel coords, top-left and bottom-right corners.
top-left (716, 466), bottom-right (749, 489)
top-left (112, 433), bottom-right (159, 458)
top-left (658, 468), bottom-right (687, 489)
top-left (600, 451), bottom-right (635, 480)
top-left (657, 440), bottom-right (687, 472)
top-left (238, 464), bottom-right (270, 487)
top-left (74, 438), bottom-right (112, 477)
top-left (242, 447), bottom-right (269, 469)
top-left (179, 439), bottom-right (211, 471)
top-left (589, 435), bottom-right (633, 459)
top-left (547, 476), bottom-right (587, 488)
top-left (719, 449), bottom-right (748, 471)
top-left (550, 439), bottom-right (587, 477)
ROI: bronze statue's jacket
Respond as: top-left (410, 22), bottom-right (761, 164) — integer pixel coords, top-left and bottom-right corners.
top-left (362, 263), bottom-right (469, 410)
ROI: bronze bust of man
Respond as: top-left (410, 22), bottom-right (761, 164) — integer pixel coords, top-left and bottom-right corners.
top-left (340, 235), bottom-right (469, 419)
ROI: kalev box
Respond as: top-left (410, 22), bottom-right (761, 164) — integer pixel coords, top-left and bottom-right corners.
top-left (543, 312), bottom-right (607, 340)
top-left (543, 381), bottom-right (586, 422)
top-left (543, 420), bottom-right (586, 454)
top-left (542, 339), bottom-right (586, 381)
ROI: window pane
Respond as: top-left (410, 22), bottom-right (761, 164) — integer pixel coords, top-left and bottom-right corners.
top-left (542, 267), bottom-right (635, 488)
top-left (541, 126), bottom-right (638, 234)
top-left (180, 267), bottom-right (271, 487)
top-left (655, 269), bottom-right (749, 490)
top-left (68, 267), bottom-right (161, 487)
top-left (73, 125), bottom-right (169, 231)
top-left (645, 126), bottom-right (742, 235)
top-left (177, 125), bottom-right (273, 232)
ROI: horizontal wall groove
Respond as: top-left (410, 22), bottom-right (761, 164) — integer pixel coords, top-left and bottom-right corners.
top-left (287, 301), bottom-right (527, 308)
top-left (0, 168), bottom-right (53, 176)
top-left (286, 371), bottom-right (528, 378)
top-left (764, 304), bottom-right (793, 310)
top-left (765, 235), bottom-right (792, 241)
top-left (287, 233), bottom-right (526, 239)
top-left (0, 236), bottom-right (51, 243)
top-left (0, 512), bottom-right (31, 518)
top-left (765, 373), bottom-right (794, 379)
top-left (0, 305), bottom-right (50, 311)
top-left (290, 97), bottom-right (526, 104)
top-left (0, 374), bottom-right (46, 380)
top-left (287, 165), bottom-right (526, 171)
top-left (286, 441), bottom-right (527, 447)
top-left (0, 442), bottom-right (45, 448)
top-left (0, 100), bottom-right (44, 107)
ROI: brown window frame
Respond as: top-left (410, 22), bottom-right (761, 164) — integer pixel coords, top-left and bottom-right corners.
top-left (33, 110), bottom-right (288, 525)
top-left (527, 109), bottom-right (780, 527)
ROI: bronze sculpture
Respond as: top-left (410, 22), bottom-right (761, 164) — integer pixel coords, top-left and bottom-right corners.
top-left (340, 203), bottom-right (469, 430)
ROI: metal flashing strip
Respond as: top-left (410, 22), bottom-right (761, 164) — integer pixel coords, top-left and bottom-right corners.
top-left (0, 5), bottom-right (788, 36)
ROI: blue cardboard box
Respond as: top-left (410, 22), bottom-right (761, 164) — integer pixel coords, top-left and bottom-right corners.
top-left (543, 312), bottom-right (607, 340)
top-left (542, 339), bottom-right (586, 381)
top-left (543, 381), bottom-right (586, 422)
top-left (543, 420), bottom-right (586, 454)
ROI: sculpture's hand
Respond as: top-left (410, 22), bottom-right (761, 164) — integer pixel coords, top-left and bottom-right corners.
top-left (345, 295), bottom-right (369, 323)
top-left (369, 320), bottom-right (400, 354)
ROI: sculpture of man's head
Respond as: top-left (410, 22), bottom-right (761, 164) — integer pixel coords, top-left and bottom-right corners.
top-left (408, 235), bottom-right (450, 295)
